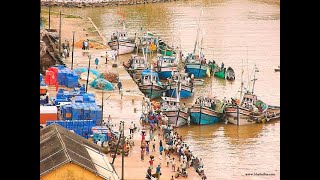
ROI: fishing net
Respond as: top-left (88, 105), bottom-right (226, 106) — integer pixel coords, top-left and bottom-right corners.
top-left (99, 72), bottom-right (119, 83)
top-left (90, 78), bottom-right (115, 91)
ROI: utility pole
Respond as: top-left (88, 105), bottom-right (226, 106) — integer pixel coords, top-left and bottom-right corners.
top-left (71, 31), bottom-right (75, 70)
top-left (86, 55), bottom-right (92, 93)
top-left (59, 10), bottom-right (62, 56)
top-left (101, 89), bottom-right (104, 126)
top-left (48, 0), bottom-right (51, 30)
top-left (121, 121), bottom-right (125, 180)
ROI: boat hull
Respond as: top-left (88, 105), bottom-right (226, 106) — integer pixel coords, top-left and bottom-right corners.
top-left (185, 64), bottom-right (208, 78)
top-left (224, 106), bottom-right (263, 125)
top-left (157, 67), bottom-right (178, 79)
top-left (166, 85), bottom-right (193, 98)
top-left (189, 106), bottom-right (221, 125)
top-left (226, 68), bottom-right (235, 80)
top-left (161, 110), bottom-right (189, 127)
top-left (139, 85), bottom-right (165, 99)
top-left (214, 70), bottom-right (225, 79)
top-left (108, 41), bottom-right (136, 55)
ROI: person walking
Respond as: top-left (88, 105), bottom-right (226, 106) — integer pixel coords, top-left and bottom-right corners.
top-left (146, 144), bottom-right (150, 155)
top-left (95, 58), bottom-right (99, 69)
top-left (166, 154), bottom-right (170, 167)
top-left (159, 144), bottom-right (163, 155)
top-left (66, 40), bottom-right (70, 57)
top-left (84, 40), bottom-right (88, 50)
top-left (117, 81), bottom-right (122, 94)
top-left (149, 158), bottom-right (154, 169)
top-left (129, 121), bottom-right (134, 136)
top-left (155, 164), bottom-right (161, 179)
top-left (141, 147), bottom-right (145, 161)
top-left (145, 131), bottom-right (150, 145)
top-left (120, 88), bottom-right (123, 99)
top-left (152, 139), bottom-right (156, 152)
top-left (171, 158), bottom-right (176, 172)
top-left (105, 52), bottom-right (108, 64)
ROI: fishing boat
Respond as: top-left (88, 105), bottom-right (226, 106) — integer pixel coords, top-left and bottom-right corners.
top-left (274, 66), bottom-right (280, 72)
top-left (184, 9), bottom-right (211, 78)
top-left (184, 53), bottom-right (210, 78)
top-left (108, 31), bottom-right (136, 55)
top-left (137, 69), bottom-right (166, 99)
top-left (165, 72), bottom-right (194, 98)
top-left (224, 93), bottom-right (269, 125)
top-left (124, 54), bottom-right (148, 79)
top-left (160, 96), bottom-right (189, 127)
top-left (224, 65), bottom-right (269, 125)
top-left (137, 32), bottom-right (158, 54)
top-left (226, 67), bottom-right (235, 80)
top-left (214, 66), bottom-right (226, 79)
top-left (155, 54), bottom-right (178, 79)
top-left (189, 96), bottom-right (225, 125)
top-left (158, 38), bottom-right (176, 56)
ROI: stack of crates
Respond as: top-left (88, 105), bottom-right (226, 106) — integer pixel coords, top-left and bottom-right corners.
top-left (46, 120), bottom-right (95, 138)
top-left (70, 103), bottom-right (102, 125)
top-left (55, 89), bottom-right (70, 104)
top-left (83, 94), bottom-right (96, 103)
top-left (67, 73), bottom-right (79, 88)
top-left (57, 66), bottom-right (79, 88)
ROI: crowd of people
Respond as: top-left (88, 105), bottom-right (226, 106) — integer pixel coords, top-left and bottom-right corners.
top-left (138, 105), bottom-right (207, 180)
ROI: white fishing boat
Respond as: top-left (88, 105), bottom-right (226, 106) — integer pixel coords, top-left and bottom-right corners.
top-left (108, 31), bottom-right (136, 55)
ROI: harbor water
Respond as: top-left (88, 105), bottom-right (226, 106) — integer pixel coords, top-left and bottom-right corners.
top-left (52, 0), bottom-right (280, 179)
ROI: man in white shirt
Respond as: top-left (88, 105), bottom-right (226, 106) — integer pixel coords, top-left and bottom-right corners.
top-left (129, 121), bottom-right (134, 136)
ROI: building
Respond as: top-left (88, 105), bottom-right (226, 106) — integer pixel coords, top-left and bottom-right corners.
top-left (40, 124), bottom-right (119, 180)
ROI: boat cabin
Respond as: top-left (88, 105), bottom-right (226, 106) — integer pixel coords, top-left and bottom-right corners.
top-left (168, 72), bottom-right (190, 85)
top-left (129, 55), bottom-right (147, 69)
top-left (111, 31), bottom-right (132, 41)
top-left (185, 53), bottom-right (206, 64)
top-left (141, 70), bottom-right (160, 85)
top-left (160, 97), bottom-right (180, 111)
top-left (241, 92), bottom-right (258, 107)
top-left (157, 54), bottom-right (177, 67)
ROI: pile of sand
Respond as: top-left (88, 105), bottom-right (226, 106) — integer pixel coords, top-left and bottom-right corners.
top-left (74, 39), bottom-right (106, 49)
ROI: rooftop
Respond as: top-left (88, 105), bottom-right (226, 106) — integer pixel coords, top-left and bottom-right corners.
top-left (40, 124), bottom-right (119, 180)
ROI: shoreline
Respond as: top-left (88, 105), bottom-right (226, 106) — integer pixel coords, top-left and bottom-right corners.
top-left (41, 0), bottom-right (179, 8)
top-left (41, 9), bottom-right (203, 179)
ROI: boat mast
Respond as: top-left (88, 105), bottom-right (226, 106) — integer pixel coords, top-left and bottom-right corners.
top-left (193, 8), bottom-right (203, 54)
top-left (251, 64), bottom-right (258, 94)
top-left (177, 73), bottom-right (181, 101)
top-left (239, 59), bottom-right (244, 104)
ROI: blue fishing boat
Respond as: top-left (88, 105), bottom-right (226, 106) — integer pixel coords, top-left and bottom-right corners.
top-left (189, 97), bottom-right (225, 125)
top-left (137, 69), bottom-right (166, 99)
top-left (166, 72), bottom-right (194, 98)
top-left (184, 53), bottom-right (210, 78)
top-left (156, 54), bottom-right (178, 79)
top-left (184, 9), bottom-right (211, 79)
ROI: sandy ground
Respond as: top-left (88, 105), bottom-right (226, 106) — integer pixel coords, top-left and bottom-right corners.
top-left (43, 11), bottom-right (201, 180)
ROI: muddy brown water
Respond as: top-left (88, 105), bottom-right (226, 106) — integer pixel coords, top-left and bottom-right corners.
top-left (50, 0), bottom-right (280, 178)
